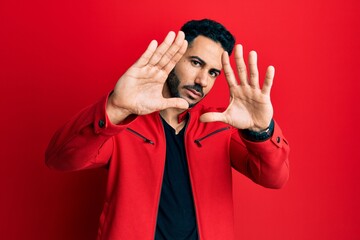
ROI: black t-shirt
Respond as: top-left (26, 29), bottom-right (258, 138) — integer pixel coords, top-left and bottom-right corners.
top-left (155, 118), bottom-right (198, 240)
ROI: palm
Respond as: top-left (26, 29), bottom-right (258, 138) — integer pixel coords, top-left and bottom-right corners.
top-left (109, 31), bottom-right (189, 118)
top-left (200, 45), bottom-right (274, 131)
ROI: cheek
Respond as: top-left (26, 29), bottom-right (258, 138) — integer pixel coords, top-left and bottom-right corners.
top-left (204, 80), bottom-right (216, 94)
top-left (175, 63), bottom-right (197, 82)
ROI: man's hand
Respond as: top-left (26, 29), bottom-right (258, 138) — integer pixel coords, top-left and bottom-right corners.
top-left (200, 44), bottom-right (274, 131)
top-left (106, 31), bottom-right (189, 124)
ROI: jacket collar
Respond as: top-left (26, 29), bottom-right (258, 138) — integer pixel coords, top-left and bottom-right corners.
top-left (177, 103), bottom-right (203, 123)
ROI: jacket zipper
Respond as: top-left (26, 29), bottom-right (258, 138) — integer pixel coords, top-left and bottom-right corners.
top-left (194, 126), bottom-right (231, 147)
top-left (126, 127), bottom-right (154, 145)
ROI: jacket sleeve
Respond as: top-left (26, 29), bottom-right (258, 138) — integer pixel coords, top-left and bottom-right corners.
top-left (230, 121), bottom-right (290, 189)
top-left (45, 94), bottom-right (136, 171)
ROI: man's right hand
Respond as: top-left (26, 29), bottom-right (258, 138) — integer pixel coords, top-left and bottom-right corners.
top-left (106, 31), bottom-right (189, 124)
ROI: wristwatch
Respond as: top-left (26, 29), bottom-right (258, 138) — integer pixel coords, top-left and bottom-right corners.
top-left (241, 119), bottom-right (274, 142)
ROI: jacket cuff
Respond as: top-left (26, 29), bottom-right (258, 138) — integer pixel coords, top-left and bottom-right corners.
top-left (240, 120), bottom-right (288, 152)
top-left (93, 92), bottom-right (137, 136)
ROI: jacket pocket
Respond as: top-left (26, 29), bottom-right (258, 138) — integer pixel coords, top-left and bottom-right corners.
top-left (194, 126), bottom-right (231, 147)
top-left (126, 128), bottom-right (154, 145)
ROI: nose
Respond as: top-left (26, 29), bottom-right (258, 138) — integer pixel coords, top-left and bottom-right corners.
top-left (194, 69), bottom-right (208, 88)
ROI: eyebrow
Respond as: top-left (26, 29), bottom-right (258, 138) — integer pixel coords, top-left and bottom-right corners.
top-left (189, 56), bottom-right (221, 75)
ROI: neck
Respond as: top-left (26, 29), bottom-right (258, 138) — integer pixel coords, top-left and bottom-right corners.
top-left (160, 108), bottom-right (187, 134)
top-left (161, 83), bottom-right (188, 133)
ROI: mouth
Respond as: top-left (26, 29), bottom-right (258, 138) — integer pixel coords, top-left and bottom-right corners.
top-left (184, 87), bottom-right (203, 100)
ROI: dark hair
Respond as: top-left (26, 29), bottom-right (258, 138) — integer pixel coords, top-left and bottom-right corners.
top-left (181, 19), bottom-right (235, 55)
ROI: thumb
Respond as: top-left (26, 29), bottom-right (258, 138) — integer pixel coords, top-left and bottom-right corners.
top-left (162, 98), bottom-right (189, 110)
top-left (200, 112), bottom-right (228, 123)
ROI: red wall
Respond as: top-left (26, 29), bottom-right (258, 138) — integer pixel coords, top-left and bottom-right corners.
top-left (1, 0), bottom-right (360, 239)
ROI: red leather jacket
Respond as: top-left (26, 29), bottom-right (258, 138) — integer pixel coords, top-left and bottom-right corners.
top-left (46, 95), bottom-right (290, 240)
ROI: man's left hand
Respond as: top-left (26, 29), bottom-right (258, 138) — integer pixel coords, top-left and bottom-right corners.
top-left (200, 44), bottom-right (274, 132)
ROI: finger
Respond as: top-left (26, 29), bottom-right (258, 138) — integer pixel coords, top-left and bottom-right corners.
top-left (135, 40), bottom-right (158, 67)
top-left (162, 39), bottom-right (188, 74)
top-left (222, 51), bottom-right (238, 88)
top-left (248, 51), bottom-right (260, 88)
top-left (199, 112), bottom-right (228, 124)
top-left (148, 31), bottom-right (176, 67)
top-left (161, 98), bottom-right (189, 110)
top-left (262, 65), bottom-right (275, 95)
top-left (234, 44), bottom-right (248, 86)
top-left (157, 31), bottom-right (186, 70)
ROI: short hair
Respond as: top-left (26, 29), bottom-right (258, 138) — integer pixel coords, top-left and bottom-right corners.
top-left (181, 19), bottom-right (235, 55)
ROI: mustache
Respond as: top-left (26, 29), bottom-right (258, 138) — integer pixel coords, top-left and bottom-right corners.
top-left (184, 84), bottom-right (204, 97)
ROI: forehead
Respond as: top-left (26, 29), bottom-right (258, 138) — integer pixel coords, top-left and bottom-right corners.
top-left (185, 35), bottom-right (225, 69)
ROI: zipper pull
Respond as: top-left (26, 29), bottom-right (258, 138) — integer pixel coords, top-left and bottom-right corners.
top-left (194, 140), bottom-right (202, 147)
top-left (144, 139), bottom-right (154, 145)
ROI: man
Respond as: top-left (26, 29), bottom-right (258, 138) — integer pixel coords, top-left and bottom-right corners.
top-left (46, 19), bottom-right (290, 240)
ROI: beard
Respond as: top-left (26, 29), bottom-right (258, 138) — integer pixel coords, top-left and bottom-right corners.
top-left (166, 70), bottom-right (181, 98)
top-left (166, 70), bottom-right (204, 108)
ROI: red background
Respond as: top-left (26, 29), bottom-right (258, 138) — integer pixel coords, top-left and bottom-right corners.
top-left (1, 0), bottom-right (360, 239)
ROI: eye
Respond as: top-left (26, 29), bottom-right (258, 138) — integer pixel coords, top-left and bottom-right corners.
top-left (209, 70), bottom-right (219, 78)
top-left (191, 60), bottom-right (201, 67)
